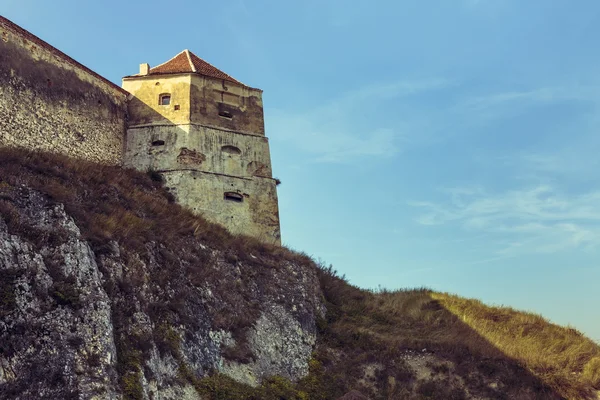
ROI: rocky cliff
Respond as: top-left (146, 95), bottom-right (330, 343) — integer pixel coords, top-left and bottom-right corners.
top-left (0, 149), bottom-right (322, 399)
top-left (0, 149), bottom-right (598, 400)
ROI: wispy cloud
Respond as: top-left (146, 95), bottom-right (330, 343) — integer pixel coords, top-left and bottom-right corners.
top-left (448, 85), bottom-right (600, 132)
top-left (411, 185), bottom-right (600, 256)
top-left (268, 79), bottom-right (452, 163)
top-left (500, 151), bottom-right (600, 179)
top-left (269, 81), bottom-right (600, 164)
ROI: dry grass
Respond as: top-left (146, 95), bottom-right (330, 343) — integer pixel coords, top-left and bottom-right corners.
top-left (315, 264), bottom-right (600, 399)
top-left (0, 148), bottom-right (317, 399)
top-left (432, 292), bottom-right (600, 398)
top-left (1, 148), bottom-right (598, 399)
top-left (0, 147), bottom-right (299, 262)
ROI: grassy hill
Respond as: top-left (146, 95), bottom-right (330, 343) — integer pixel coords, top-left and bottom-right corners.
top-left (0, 148), bottom-right (598, 399)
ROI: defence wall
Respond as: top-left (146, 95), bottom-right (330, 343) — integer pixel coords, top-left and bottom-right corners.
top-left (124, 125), bottom-right (273, 177)
top-left (122, 74), bottom-right (191, 126)
top-left (190, 75), bottom-right (265, 135)
top-left (122, 67), bottom-right (279, 244)
top-left (162, 170), bottom-right (281, 244)
top-left (124, 123), bottom-right (280, 244)
top-left (0, 17), bottom-right (128, 165)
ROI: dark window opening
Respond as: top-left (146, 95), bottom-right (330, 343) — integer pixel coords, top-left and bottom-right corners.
top-left (219, 110), bottom-right (233, 119)
top-left (151, 140), bottom-right (165, 146)
top-left (224, 192), bottom-right (243, 203)
top-left (221, 145), bottom-right (241, 155)
top-left (159, 94), bottom-right (171, 106)
top-left (174, 104), bottom-right (180, 111)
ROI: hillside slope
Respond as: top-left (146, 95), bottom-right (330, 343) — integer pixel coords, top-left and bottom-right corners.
top-left (0, 148), bottom-right (598, 400)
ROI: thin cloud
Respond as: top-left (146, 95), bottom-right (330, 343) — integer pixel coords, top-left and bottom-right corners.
top-left (447, 85), bottom-right (600, 133)
top-left (411, 185), bottom-right (600, 255)
top-left (268, 78), bottom-right (452, 163)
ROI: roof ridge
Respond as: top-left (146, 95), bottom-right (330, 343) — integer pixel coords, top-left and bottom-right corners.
top-left (184, 49), bottom-right (196, 73)
top-left (135, 49), bottom-right (260, 90)
top-left (149, 50), bottom-right (187, 72)
top-left (188, 51), bottom-right (245, 86)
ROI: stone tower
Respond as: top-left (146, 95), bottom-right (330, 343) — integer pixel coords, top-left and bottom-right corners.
top-left (122, 50), bottom-right (281, 244)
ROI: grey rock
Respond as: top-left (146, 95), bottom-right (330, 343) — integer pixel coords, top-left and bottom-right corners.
top-left (0, 187), bottom-right (323, 399)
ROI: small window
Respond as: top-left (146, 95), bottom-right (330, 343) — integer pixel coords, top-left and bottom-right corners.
top-left (224, 192), bottom-right (243, 203)
top-left (219, 110), bottom-right (232, 119)
top-left (159, 94), bottom-right (171, 106)
top-left (151, 140), bottom-right (165, 146)
top-left (174, 104), bottom-right (180, 111)
top-left (221, 145), bottom-right (241, 155)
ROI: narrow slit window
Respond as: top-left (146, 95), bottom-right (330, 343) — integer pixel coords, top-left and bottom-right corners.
top-left (151, 140), bottom-right (165, 146)
top-left (224, 192), bottom-right (243, 203)
top-left (159, 94), bottom-right (171, 106)
top-left (219, 110), bottom-right (232, 119)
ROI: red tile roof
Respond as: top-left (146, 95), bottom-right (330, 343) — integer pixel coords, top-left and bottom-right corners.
top-left (0, 16), bottom-right (128, 96)
top-left (146, 49), bottom-right (244, 86)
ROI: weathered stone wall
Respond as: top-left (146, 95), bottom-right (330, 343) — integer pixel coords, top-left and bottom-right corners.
top-left (189, 75), bottom-right (265, 136)
top-left (123, 71), bottom-right (280, 243)
top-left (123, 73), bottom-right (265, 136)
top-left (0, 17), bottom-right (127, 165)
top-left (162, 170), bottom-right (280, 244)
top-left (122, 74), bottom-right (192, 126)
top-left (125, 125), bottom-right (273, 177)
top-left (125, 123), bottom-right (280, 243)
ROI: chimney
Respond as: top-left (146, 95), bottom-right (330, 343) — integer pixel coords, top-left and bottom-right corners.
top-left (139, 63), bottom-right (150, 76)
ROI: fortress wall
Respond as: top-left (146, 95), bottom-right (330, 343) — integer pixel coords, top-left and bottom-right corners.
top-left (125, 124), bottom-right (273, 177)
top-left (162, 170), bottom-right (281, 244)
top-left (190, 75), bottom-right (265, 136)
top-left (0, 17), bottom-right (128, 165)
top-left (123, 74), bottom-right (192, 126)
top-left (124, 123), bottom-right (280, 244)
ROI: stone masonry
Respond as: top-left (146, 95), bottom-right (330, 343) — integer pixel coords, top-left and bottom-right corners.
top-left (0, 17), bottom-right (281, 244)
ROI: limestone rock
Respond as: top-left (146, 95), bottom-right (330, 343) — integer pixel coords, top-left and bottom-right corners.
top-left (0, 187), bottom-right (323, 399)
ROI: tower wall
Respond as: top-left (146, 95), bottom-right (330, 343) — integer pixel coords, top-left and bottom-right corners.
top-left (162, 171), bottom-right (280, 244)
top-left (0, 17), bottom-right (127, 165)
top-left (123, 74), bottom-right (191, 126)
top-left (123, 72), bottom-right (281, 244)
top-left (125, 125), bottom-right (272, 176)
top-left (189, 75), bottom-right (265, 135)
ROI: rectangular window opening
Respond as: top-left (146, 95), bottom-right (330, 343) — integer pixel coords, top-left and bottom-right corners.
top-left (151, 140), bottom-right (165, 146)
top-left (159, 94), bottom-right (171, 106)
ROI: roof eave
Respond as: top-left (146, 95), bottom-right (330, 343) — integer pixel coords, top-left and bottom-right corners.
top-left (122, 71), bottom-right (263, 92)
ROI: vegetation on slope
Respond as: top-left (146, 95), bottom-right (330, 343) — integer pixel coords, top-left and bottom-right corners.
top-left (312, 267), bottom-right (599, 399)
top-left (0, 148), bottom-right (318, 399)
top-left (0, 148), bottom-right (598, 399)
top-left (433, 293), bottom-right (600, 398)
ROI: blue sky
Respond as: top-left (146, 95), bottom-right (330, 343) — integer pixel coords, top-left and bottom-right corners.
top-left (4, 0), bottom-right (600, 342)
